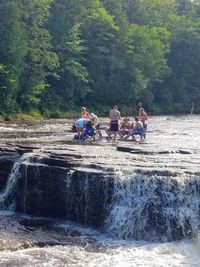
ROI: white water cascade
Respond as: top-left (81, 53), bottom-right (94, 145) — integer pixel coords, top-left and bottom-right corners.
top-left (105, 172), bottom-right (200, 241)
top-left (0, 154), bottom-right (32, 210)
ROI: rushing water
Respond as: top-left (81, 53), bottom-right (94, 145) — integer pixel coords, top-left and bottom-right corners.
top-left (0, 212), bottom-right (200, 267)
top-left (0, 116), bottom-right (200, 266)
top-left (0, 154), bottom-right (33, 211)
top-left (105, 173), bottom-right (200, 241)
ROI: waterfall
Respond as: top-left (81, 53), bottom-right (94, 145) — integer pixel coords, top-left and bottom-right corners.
top-left (84, 173), bottom-right (89, 226)
top-left (0, 154), bottom-right (32, 210)
top-left (63, 170), bottom-right (114, 227)
top-left (105, 172), bottom-right (200, 241)
top-left (23, 163), bottom-right (28, 214)
top-left (1, 150), bottom-right (199, 242)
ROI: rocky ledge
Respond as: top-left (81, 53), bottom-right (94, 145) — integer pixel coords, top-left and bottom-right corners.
top-left (0, 142), bottom-right (200, 242)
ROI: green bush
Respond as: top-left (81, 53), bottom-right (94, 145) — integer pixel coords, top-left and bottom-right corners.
top-left (28, 109), bottom-right (42, 119)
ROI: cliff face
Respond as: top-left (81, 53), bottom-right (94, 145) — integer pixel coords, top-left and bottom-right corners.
top-left (0, 146), bottom-right (21, 191)
top-left (0, 148), bottom-right (114, 228)
top-left (15, 162), bottom-right (114, 227)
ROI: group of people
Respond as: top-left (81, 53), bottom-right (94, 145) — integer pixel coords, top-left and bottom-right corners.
top-left (73, 105), bottom-right (148, 142)
top-left (106, 105), bottom-right (148, 141)
top-left (74, 107), bottom-right (102, 140)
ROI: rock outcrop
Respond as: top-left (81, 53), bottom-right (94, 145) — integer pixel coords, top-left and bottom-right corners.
top-left (15, 160), bottom-right (114, 227)
top-left (0, 146), bottom-right (21, 191)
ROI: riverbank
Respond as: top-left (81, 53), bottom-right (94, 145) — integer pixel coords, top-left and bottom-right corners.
top-left (0, 111), bottom-right (79, 122)
top-left (1, 107), bottom-right (198, 122)
top-left (0, 106), bottom-right (113, 122)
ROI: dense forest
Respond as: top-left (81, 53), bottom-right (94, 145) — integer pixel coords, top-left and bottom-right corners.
top-left (1, 0), bottom-right (200, 117)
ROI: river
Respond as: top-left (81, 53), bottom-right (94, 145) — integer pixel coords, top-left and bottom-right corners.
top-left (0, 116), bottom-right (200, 266)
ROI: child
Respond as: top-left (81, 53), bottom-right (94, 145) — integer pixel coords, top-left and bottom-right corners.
top-left (83, 120), bottom-right (96, 140)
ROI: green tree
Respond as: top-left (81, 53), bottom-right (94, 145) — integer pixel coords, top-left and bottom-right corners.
top-left (19, 0), bottom-right (59, 111)
top-left (0, 0), bottom-right (26, 112)
top-left (80, 1), bottom-right (119, 105)
top-left (124, 0), bottom-right (176, 26)
top-left (161, 19), bottom-right (200, 113)
top-left (46, 0), bottom-right (94, 111)
top-left (0, 64), bottom-right (17, 113)
top-left (106, 24), bottom-right (170, 107)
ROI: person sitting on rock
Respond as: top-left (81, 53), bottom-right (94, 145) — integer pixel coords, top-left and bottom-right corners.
top-left (83, 120), bottom-right (96, 140)
top-left (123, 117), bottom-right (143, 141)
top-left (119, 117), bottom-right (133, 138)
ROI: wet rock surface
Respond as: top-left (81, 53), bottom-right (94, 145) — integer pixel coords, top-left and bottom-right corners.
top-left (0, 146), bottom-right (28, 191)
top-left (0, 116), bottom-right (200, 174)
top-left (14, 162), bottom-right (114, 227)
top-left (0, 213), bottom-right (99, 252)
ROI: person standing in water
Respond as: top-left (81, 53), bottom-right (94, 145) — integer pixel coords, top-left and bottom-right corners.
top-left (138, 108), bottom-right (148, 139)
top-left (107, 105), bottom-right (121, 141)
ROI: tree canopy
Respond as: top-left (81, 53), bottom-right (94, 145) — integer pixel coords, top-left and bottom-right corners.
top-left (0, 0), bottom-right (200, 116)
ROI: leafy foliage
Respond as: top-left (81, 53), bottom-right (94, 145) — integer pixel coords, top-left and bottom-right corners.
top-left (0, 0), bottom-right (200, 115)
